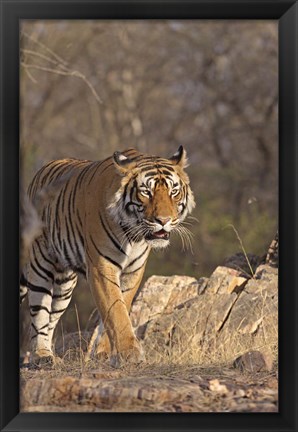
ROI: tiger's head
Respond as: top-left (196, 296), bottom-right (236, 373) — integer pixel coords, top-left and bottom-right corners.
top-left (109, 146), bottom-right (196, 249)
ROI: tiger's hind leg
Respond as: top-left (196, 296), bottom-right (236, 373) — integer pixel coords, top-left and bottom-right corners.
top-left (22, 256), bottom-right (55, 366)
top-left (19, 238), bottom-right (62, 366)
top-left (48, 271), bottom-right (78, 356)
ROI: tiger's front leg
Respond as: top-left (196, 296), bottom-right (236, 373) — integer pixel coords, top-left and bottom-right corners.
top-left (95, 264), bottom-right (147, 361)
top-left (88, 259), bottom-right (144, 367)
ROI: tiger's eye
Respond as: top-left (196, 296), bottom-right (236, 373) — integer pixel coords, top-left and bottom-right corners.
top-left (171, 188), bottom-right (180, 197)
top-left (140, 189), bottom-right (151, 198)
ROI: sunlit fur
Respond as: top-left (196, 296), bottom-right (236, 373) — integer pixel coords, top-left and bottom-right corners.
top-left (109, 148), bottom-right (195, 249)
top-left (20, 147), bottom-right (195, 364)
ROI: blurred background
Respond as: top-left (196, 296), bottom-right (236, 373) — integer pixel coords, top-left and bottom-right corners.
top-left (20, 20), bottom-right (278, 336)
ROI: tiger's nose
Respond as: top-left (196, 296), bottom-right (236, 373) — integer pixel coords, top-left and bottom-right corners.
top-left (155, 217), bottom-right (171, 226)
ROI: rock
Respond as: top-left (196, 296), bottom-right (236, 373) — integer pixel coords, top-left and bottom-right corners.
top-left (233, 351), bottom-right (273, 373)
top-left (209, 379), bottom-right (229, 394)
top-left (134, 262), bottom-right (277, 365)
top-left (21, 374), bottom-right (205, 412)
top-left (20, 365), bottom-right (278, 412)
top-left (130, 275), bottom-right (200, 328)
top-left (197, 277), bottom-right (209, 294)
top-left (204, 266), bottom-right (247, 295)
top-left (254, 264), bottom-right (278, 286)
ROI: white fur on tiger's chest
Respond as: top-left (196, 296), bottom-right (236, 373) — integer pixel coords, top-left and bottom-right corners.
top-left (121, 241), bottom-right (150, 274)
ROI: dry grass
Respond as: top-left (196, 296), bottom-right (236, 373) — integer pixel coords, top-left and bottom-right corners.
top-left (20, 350), bottom-right (278, 413)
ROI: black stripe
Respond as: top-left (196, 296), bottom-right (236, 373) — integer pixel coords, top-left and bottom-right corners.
top-left (96, 269), bottom-right (120, 288)
top-left (65, 197), bottom-right (79, 263)
top-left (69, 162), bottom-right (92, 226)
top-left (122, 182), bottom-right (130, 208)
top-left (87, 160), bottom-right (106, 185)
top-left (62, 240), bottom-right (72, 267)
top-left (30, 262), bottom-right (51, 282)
top-left (129, 179), bottom-right (137, 203)
top-left (69, 174), bottom-right (86, 253)
top-left (31, 332), bottom-right (48, 339)
top-left (160, 164), bottom-right (175, 172)
top-left (31, 332), bottom-right (48, 338)
top-left (74, 266), bottom-right (86, 276)
top-left (51, 160), bottom-right (87, 184)
top-left (140, 163), bottom-right (175, 173)
top-left (35, 240), bottom-right (56, 269)
top-left (61, 180), bottom-right (69, 215)
top-left (54, 186), bottom-right (64, 248)
top-left (135, 157), bottom-right (155, 166)
top-left (20, 273), bottom-right (28, 286)
top-left (77, 162), bottom-right (95, 189)
top-left (27, 160), bottom-right (55, 196)
top-left (125, 201), bottom-right (143, 212)
top-left (53, 291), bottom-right (73, 301)
top-left (67, 188), bottom-right (84, 264)
top-left (30, 305), bottom-right (51, 314)
top-left (51, 308), bottom-right (67, 315)
top-left (126, 246), bottom-right (149, 269)
top-left (77, 212), bottom-right (83, 229)
top-left (162, 168), bottom-right (175, 175)
top-left (97, 161), bottom-right (114, 176)
top-left (54, 274), bottom-right (77, 286)
top-left (30, 163), bottom-right (48, 199)
top-left (22, 277), bottom-right (52, 296)
top-left (123, 149), bottom-right (139, 158)
top-left (100, 214), bottom-right (127, 255)
top-left (41, 207), bottom-right (47, 222)
top-left (89, 236), bottom-right (122, 270)
top-left (77, 228), bottom-right (85, 252)
top-left (32, 251), bottom-right (54, 280)
top-left (144, 170), bottom-right (159, 177)
top-left (49, 163), bottom-right (77, 189)
top-left (122, 262), bottom-right (146, 275)
top-left (31, 322), bottom-right (48, 337)
top-left (47, 162), bottom-right (70, 184)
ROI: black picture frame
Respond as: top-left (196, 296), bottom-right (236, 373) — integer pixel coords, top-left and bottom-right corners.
top-left (0, 0), bottom-right (297, 431)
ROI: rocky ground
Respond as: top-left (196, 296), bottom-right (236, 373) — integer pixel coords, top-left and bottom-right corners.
top-left (20, 239), bottom-right (278, 413)
top-left (21, 363), bottom-right (278, 413)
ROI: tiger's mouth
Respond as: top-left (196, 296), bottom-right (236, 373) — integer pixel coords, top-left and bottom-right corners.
top-left (145, 229), bottom-right (170, 241)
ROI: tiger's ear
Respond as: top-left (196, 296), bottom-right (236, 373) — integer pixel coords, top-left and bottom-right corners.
top-left (113, 151), bottom-right (134, 173)
top-left (169, 146), bottom-right (188, 168)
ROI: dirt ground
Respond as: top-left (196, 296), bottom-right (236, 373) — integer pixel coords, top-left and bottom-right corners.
top-left (20, 360), bottom-right (278, 413)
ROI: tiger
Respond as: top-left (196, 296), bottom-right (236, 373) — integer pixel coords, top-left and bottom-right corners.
top-left (20, 146), bottom-right (195, 367)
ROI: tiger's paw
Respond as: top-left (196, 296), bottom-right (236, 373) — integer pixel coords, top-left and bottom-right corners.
top-left (95, 350), bottom-right (110, 363)
top-left (95, 333), bottom-right (111, 362)
top-left (110, 345), bottom-right (145, 369)
top-left (31, 350), bottom-right (62, 369)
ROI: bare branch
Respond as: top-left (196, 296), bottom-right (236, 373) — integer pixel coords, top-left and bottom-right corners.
top-left (21, 31), bottom-right (68, 66)
top-left (21, 62), bottom-right (102, 104)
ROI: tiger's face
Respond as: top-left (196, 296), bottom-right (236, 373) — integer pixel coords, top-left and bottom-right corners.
top-left (109, 146), bottom-right (196, 249)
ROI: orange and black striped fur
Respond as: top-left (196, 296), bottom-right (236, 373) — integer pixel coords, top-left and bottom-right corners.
top-left (20, 147), bottom-right (195, 366)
